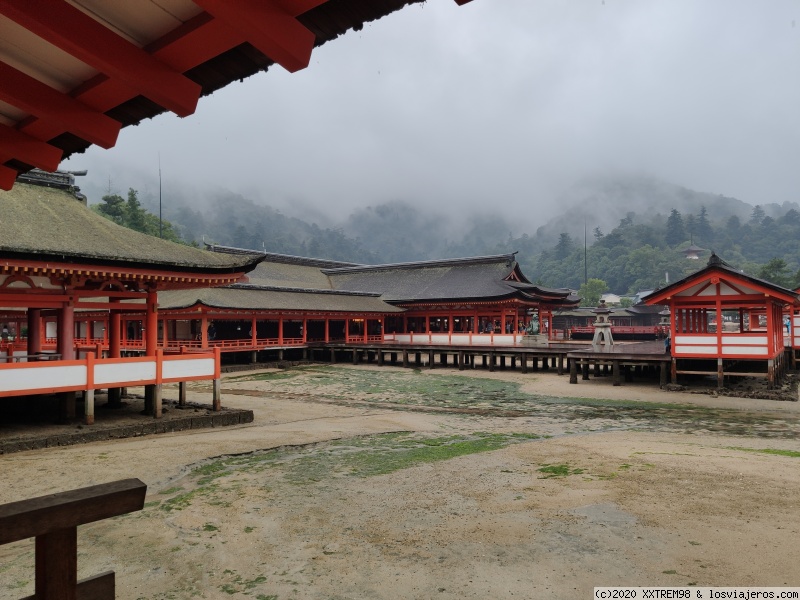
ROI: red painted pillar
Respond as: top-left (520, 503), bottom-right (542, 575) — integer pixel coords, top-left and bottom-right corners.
top-left (57, 300), bottom-right (75, 360)
top-left (324, 318), bottom-right (330, 342)
top-left (251, 316), bottom-right (257, 346)
top-left (303, 317), bottom-right (307, 343)
top-left (27, 308), bottom-right (42, 355)
top-left (278, 317), bottom-right (284, 345)
top-left (200, 315), bottom-right (208, 348)
top-left (109, 304), bottom-right (121, 359)
top-left (145, 291), bottom-right (158, 357)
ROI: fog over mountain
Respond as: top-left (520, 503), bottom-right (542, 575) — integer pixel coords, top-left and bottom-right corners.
top-left (66, 0), bottom-right (800, 235)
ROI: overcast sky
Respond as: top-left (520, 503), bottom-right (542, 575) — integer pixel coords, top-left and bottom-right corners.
top-left (64, 0), bottom-right (800, 224)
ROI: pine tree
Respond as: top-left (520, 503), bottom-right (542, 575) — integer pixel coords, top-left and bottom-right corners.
top-left (665, 209), bottom-right (685, 247)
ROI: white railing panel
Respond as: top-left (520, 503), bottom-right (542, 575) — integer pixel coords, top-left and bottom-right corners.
top-left (2, 364), bottom-right (86, 393)
top-left (675, 345), bottom-right (717, 355)
top-left (95, 360), bottom-right (157, 385)
top-left (163, 357), bottom-right (215, 380)
top-left (429, 334), bottom-right (450, 344)
top-left (675, 335), bottom-right (717, 345)
top-left (721, 335), bottom-right (767, 346)
top-left (722, 346), bottom-right (769, 356)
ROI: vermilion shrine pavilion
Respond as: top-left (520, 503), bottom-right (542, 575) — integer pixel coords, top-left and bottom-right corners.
top-left (644, 253), bottom-right (800, 387)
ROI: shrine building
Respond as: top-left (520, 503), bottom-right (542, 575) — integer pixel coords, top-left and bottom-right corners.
top-left (0, 181), bottom-right (262, 423)
top-left (644, 253), bottom-right (800, 387)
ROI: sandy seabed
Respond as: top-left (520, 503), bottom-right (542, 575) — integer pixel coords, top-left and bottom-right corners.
top-left (2, 365), bottom-right (800, 600)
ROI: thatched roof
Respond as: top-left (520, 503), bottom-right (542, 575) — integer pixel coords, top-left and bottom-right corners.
top-left (0, 183), bottom-right (261, 273)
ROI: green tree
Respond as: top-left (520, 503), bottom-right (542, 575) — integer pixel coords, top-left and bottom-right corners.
top-left (750, 205), bottom-right (766, 225)
top-left (125, 188), bottom-right (147, 232)
top-left (554, 232), bottom-right (574, 260)
top-left (757, 258), bottom-right (792, 288)
top-left (696, 206), bottom-right (714, 244)
top-left (578, 278), bottom-right (609, 307)
top-left (665, 209), bottom-right (685, 247)
top-left (96, 193), bottom-right (126, 223)
top-left (93, 187), bottom-right (184, 244)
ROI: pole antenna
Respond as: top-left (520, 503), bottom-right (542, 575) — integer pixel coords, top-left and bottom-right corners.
top-left (584, 220), bottom-right (588, 285)
top-left (158, 153), bottom-right (163, 238)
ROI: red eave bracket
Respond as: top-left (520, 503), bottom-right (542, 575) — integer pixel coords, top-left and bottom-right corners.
top-left (194, 0), bottom-right (324, 73)
top-left (0, 62), bottom-right (120, 149)
top-left (0, 0), bottom-right (201, 117)
top-left (0, 123), bottom-right (62, 172)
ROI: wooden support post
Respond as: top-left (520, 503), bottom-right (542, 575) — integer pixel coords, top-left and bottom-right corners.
top-left (660, 362), bottom-right (668, 387)
top-left (613, 360), bottom-right (621, 386)
top-left (489, 352), bottom-right (495, 372)
top-left (377, 351), bottom-right (384, 366)
top-left (428, 350), bottom-right (435, 369)
top-left (152, 384), bottom-right (162, 419)
top-left (212, 378), bottom-right (221, 411)
top-left (767, 358), bottom-right (774, 389)
top-left (569, 357), bottom-right (578, 384)
top-left (520, 354), bottom-right (527, 374)
top-left (84, 389), bottom-right (94, 426)
top-left (415, 352), bottom-right (421, 366)
top-left (178, 381), bottom-right (187, 407)
top-left (582, 361), bottom-right (590, 380)
top-left (391, 352), bottom-right (397, 364)
top-left (718, 358), bottom-right (725, 389)
top-left (352, 350), bottom-right (359, 365)
top-left (458, 351), bottom-right (464, 371)
top-left (402, 350), bottom-right (409, 368)
top-left (557, 355), bottom-right (564, 375)
top-left (532, 356), bottom-right (539, 371)
top-left (35, 525), bottom-right (78, 598)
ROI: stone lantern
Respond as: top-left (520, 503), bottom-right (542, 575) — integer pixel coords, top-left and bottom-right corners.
top-left (591, 299), bottom-right (614, 348)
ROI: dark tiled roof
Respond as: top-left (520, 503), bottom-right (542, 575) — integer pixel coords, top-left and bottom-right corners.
top-left (158, 287), bottom-right (403, 314)
top-left (324, 254), bottom-right (575, 304)
top-left (207, 245), bottom-right (360, 269)
top-left (0, 183), bottom-right (261, 273)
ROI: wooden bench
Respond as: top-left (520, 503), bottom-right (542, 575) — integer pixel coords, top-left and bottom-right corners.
top-left (0, 478), bottom-right (147, 600)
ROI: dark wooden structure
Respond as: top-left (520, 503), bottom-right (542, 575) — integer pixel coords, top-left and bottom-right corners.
top-left (0, 479), bottom-right (147, 600)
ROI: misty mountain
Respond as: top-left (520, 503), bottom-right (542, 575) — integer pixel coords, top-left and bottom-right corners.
top-left (118, 174), bottom-right (799, 280)
top-left (530, 174), bottom-right (798, 251)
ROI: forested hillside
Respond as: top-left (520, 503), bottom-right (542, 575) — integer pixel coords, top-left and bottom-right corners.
top-left (95, 176), bottom-right (800, 296)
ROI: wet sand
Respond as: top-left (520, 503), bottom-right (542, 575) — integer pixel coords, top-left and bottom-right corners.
top-left (1, 365), bottom-right (799, 600)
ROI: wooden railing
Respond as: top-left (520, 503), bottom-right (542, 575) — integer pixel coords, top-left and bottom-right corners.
top-left (0, 478), bottom-right (146, 600)
top-left (0, 348), bottom-right (220, 398)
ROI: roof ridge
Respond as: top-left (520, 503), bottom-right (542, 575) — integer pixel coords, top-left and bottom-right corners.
top-left (229, 283), bottom-right (381, 297)
top-left (206, 244), bottom-right (362, 269)
top-left (322, 253), bottom-right (518, 275)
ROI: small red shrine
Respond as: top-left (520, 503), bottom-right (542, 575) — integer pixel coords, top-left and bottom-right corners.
top-left (0, 181), bottom-right (261, 423)
top-left (644, 253), bottom-right (800, 387)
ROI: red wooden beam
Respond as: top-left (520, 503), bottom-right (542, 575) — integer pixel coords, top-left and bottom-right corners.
top-left (0, 62), bottom-right (120, 149)
top-left (0, 124), bottom-right (62, 171)
top-left (194, 0), bottom-right (321, 73)
top-left (0, 0), bottom-right (201, 117)
top-left (0, 164), bottom-right (17, 191)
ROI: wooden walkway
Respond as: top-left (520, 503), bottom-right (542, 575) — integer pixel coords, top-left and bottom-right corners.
top-left (311, 340), bottom-right (671, 385)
